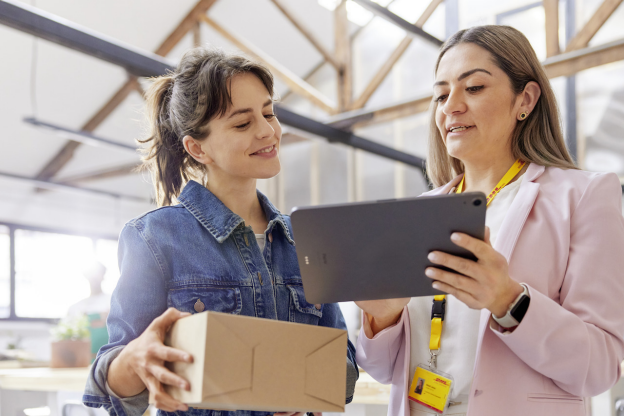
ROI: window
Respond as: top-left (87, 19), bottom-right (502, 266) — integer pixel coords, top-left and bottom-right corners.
top-left (0, 226), bottom-right (9, 318)
top-left (12, 229), bottom-right (118, 319)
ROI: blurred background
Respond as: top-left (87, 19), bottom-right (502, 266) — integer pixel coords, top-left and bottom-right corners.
top-left (0, 0), bottom-right (623, 415)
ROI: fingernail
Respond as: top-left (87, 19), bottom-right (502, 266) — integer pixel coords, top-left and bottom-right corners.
top-left (433, 282), bottom-right (440, 290)
top-left (179, 381), bottom-right (186, 389)
top-left (428, 252), bottom-right (437, 261)
top-left (451, 233), bottom-right (460, 241)
top-left (425, 268), bottom-right (434, 277)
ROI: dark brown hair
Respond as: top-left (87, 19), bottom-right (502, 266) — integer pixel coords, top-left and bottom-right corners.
top-left (140, 48), bottom-right (275, 206)
top-left (426, 25), bottom-right (577, 187)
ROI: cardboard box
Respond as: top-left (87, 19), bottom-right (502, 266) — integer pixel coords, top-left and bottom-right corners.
top-left (163, 311), bottom-right (347, 413)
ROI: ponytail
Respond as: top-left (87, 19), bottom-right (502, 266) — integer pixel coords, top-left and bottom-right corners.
top-left (138, 48), bottom-right (275, 206)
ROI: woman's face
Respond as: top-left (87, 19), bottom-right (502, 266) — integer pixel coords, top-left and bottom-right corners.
top-left (434, 43), bottom-right (522, 165)
top-left (196, 73), bottom-right (282, 182)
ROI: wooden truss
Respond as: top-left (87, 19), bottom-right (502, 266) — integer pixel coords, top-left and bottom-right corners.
top-left (27, 0), bottom-right (624, 186)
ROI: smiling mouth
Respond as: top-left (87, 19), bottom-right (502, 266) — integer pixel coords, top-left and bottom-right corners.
top-left (448, 126), bottom-right (475, 133)
top-left (251, 145), bottom-right (275, 155)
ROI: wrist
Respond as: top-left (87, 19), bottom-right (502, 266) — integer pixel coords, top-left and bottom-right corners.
top-left (491, 281), bottom-right (524, 318)
top-left (107, 346), bottom-right (145, 398)
top-left (368, 310), bottom-right (403, 336)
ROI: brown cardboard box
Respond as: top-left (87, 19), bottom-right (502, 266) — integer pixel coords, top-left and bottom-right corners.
top-left (163, 311), bottom-right (347, 413)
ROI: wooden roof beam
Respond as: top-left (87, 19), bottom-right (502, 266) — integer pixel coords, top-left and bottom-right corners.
top-left (269, 0), bottom-right (340, 70)
top-left (350, 0), bottom-right (443, 110)
top-left (544, 0), bottom-right (560, 57)
top-left (565, 0), bottom-right (623, 52)
top-left (200, 14), bottom-right (337, 115)
top-left (335, 0), bottom-right (352, 112)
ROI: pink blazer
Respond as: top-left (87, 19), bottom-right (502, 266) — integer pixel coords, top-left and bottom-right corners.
top-left (356, 164), bottom-right (624, 416)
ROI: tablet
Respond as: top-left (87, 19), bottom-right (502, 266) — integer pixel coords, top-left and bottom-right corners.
top-left (290, 192), bottom-right (486, 304)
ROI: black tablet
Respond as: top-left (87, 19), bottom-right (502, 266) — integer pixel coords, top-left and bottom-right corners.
top-left (290, 192), bottom-right (487, 304)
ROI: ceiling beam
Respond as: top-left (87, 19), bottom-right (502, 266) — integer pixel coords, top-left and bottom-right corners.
top-left (543, 0), bottom-right (560, 57)
top-left (268, 0), bottom-right (339, 69)
top-left (24, 117), bottom-right (137, 152)
top-left (0, 0), bottom-right (173, 78)
top-left (565, 0), bottom-right (623, 52)
top-left (544, 37), bottom-right (624, 78)
top-left (329, 38), bottom-right (624, 129)
top-left (200, 14), bottom-right (337, 115)
top-left (350, 0), bottom-right (443, 110)
top-left (275, 106), bottom-right (424, 168)
top-left (25, 0), bottom-right (219, 183)
top-left (328, 94), bottom-right (432, 130)
top-left (335, 0), bottom-right (352, 112)
top-left (0, 170), bottom-right (150, 202)
top-left (351, 0), bottom-right (443, 47)
top-left (57, 163), bottom-right (139, 184)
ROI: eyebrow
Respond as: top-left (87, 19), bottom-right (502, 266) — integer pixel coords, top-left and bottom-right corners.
top-left (227, 99), bottom-right (273, 119)
top-left (433, 68), bottom-right (493, 87)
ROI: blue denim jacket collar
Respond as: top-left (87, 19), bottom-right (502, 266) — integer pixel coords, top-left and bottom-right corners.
top-left (177, 180), bottom-right (295, 245)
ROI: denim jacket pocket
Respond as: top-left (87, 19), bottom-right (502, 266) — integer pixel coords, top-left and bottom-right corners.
top-left (168, 285), bottom-right (243, 315)
top-left (288, 284), bottom-right (323, 324)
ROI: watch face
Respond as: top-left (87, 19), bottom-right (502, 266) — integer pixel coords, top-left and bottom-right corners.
top-left (510, 295), bottom-right (530, 323)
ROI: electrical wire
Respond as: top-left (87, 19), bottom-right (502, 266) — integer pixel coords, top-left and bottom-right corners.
top-left (30, 0), bottom-right (38, 118)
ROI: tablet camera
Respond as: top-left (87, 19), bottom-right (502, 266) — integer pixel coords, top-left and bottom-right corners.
top-left (473, 198), bottom-right (482, 206)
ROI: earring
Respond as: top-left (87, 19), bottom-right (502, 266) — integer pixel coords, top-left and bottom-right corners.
top-left (519, 112), bottom-right (528, 120)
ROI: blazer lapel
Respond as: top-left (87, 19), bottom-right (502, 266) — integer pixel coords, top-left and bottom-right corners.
top-left (492, 164), bottom-right (544, 261)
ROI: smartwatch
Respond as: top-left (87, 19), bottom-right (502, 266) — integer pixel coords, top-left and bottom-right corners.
top-left (492, 283), bottom-right (530, 329)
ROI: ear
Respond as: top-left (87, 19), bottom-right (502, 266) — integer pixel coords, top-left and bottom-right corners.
top-left (182, 135), bottom-right (214, 165)
top-left (517, 81), bottom-right (541, 120)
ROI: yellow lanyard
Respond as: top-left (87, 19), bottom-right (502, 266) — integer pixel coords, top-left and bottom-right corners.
top-left (429, 295), bottom-right (446, 351)
top-left (429, 159), bottom-right (527, 358)
top-left (455, 159), bottom-right (527, 206)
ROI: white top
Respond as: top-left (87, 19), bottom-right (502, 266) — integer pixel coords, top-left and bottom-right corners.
top-left (255, 234), bottom-right (266, 252)
top-left (408, 175), bottom-right (524, 416)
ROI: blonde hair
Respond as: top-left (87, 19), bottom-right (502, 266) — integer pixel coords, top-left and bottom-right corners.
top-left (426, 25), bottom-right (577, 188)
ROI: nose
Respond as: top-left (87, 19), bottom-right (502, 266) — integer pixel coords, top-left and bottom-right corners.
top-left (442, 89), bottom-right (467, 116)
top-left (256, 115), bottom-right (275, 140)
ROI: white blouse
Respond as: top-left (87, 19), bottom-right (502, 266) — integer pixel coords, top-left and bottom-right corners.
top-left (408, 175), bottom-right (524, 416)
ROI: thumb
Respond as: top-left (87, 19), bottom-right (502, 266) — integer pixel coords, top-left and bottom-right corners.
top-left (152, 308), bottom-right (190, 335)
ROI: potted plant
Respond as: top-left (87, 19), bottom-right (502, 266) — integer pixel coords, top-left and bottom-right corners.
top-left (50, 315), bottom-right (91, 368)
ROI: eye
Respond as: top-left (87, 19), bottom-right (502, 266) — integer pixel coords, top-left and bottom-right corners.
top-left (466, 86), bottom-right (484, 93)
top-left (435, 94), bottom-right (448, 103)
top-left (235, 122), bottom-right (250, 129)
top-left (264, 113), bottom-right (276, 120)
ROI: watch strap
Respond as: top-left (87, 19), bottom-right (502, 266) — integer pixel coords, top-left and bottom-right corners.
top-left (492, 284), bottom-right (530, 329)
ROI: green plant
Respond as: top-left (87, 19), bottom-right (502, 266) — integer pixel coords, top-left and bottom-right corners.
top-left (51, 315), bottom-right (90, 341)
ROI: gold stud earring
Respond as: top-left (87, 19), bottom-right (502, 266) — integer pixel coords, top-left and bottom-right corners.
top-left (519, 112), bottom-right (528, 120)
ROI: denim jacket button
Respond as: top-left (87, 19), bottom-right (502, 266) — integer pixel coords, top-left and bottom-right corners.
top-left (315, 304), bottom-right (322, 310)
top-left (194, 299), bottom-right (205, 313)
top-left (268, 233), bottom-right (273, 243)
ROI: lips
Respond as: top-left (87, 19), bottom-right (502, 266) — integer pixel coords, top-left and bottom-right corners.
top-left (251, 145), bottom-right (276, 155)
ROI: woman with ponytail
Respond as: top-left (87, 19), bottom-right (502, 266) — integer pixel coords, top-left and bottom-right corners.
top-left (82, 48), bottom-right (358, 415)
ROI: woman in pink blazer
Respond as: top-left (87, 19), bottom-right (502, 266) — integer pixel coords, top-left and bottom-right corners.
top-left (355, 26), bottom-right (624, 416)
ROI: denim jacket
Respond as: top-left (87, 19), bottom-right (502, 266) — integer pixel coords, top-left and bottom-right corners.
top-left (83, 180), bottom-right (358, 416)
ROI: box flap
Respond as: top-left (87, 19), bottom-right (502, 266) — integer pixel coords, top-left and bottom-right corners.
top-left (304, 333), bottom-right (347, 407)
top-left (202, 314), bottom-right (253, 398)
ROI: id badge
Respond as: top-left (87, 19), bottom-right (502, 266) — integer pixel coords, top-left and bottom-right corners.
top-left (408, 364), bottom-right (454, 414)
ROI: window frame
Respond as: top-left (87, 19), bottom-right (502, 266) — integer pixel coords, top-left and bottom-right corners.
top-left (0, 221), bottom-right (117, 323)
